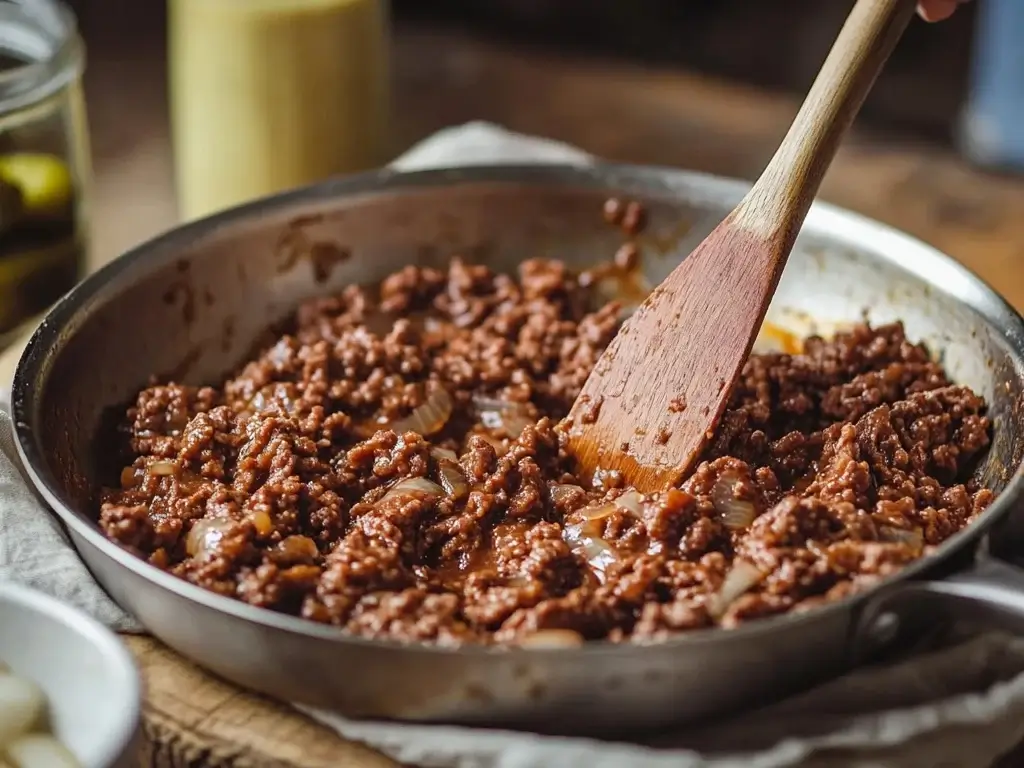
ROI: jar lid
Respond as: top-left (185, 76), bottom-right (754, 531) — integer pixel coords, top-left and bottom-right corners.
top-left (0, 0), bottom-right (83, 115)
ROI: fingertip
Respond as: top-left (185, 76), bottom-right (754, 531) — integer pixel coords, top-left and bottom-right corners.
top-left (917, 1), bottom-right (958, 22)
top-left (917, 9), bottom-right (955, 22)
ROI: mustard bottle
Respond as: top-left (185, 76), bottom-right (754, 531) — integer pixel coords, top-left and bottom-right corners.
top-left (168, 0), bottom-right (391, 222)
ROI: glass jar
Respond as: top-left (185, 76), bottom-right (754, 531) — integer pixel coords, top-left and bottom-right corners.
top-left (169, 0), bottom-right (391, 222)
top-left (0, 0), bottom-right (87, 345)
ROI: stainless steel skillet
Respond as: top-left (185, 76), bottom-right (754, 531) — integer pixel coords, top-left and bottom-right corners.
top-left (11, 163), bottom-right (1024, 737)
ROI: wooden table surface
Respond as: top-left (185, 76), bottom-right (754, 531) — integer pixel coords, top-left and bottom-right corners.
top-left (5, 22), bottom-right (1024, 768)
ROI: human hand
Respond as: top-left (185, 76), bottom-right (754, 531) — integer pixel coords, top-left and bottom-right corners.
top-left (917, 0), bottom-right (971, 22)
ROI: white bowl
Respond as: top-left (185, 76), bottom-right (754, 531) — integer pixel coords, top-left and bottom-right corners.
top-left (0, 583), bottom-right (141, 768)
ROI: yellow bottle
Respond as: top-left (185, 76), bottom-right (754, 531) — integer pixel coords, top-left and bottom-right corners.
top-left (168, 0), bottom-right (391, 222)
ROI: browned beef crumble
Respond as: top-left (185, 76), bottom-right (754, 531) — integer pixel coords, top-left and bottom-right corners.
top-left (98, 256), bottom-right (994, 646)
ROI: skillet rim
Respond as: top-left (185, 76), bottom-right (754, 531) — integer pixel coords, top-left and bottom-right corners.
top-left (11, 161), bottom-right (1024, 657)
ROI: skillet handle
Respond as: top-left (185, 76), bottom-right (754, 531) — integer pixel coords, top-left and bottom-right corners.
top-left (853, 545), bottom-right (1024, 662)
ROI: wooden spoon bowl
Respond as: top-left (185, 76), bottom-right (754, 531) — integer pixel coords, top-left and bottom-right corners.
top-left (567, 0), bottom-right (921, 492)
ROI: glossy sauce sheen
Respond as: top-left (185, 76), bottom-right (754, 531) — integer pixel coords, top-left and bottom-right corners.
top-left (98, 208), bottom-right (994, 646)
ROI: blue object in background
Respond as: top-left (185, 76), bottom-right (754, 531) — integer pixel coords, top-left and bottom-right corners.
top-left (959, 0), bottom-right (1024, 172)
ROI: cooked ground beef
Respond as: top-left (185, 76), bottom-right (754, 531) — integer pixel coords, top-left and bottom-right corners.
top-left (98, 249), bottom-right (993, 646)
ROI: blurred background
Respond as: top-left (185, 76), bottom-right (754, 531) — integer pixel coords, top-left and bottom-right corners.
top-left (79, 0), bottom-right (979, 163)
top-left (0, 0), bottom-right (1021, 352)
top-left (75, 0), bottom-right (976, 144)
top-left (389, 0), bottom-right (976, 143)
top-left (67, 0), bottom-right (989, 245)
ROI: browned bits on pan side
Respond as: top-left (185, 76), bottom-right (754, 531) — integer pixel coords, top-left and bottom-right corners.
top-left (602, 197), bottom-right (646, 236)
top-left (98, 242), bottom-right (994, 645)
top-left (621, 201), bottom-right (646, 236)
top-left (613, 242), bottom-right (640, 271)
top-left (309, 242), bottom-right (351, 284)
top-left (602, 197), bottom-right (624, 225)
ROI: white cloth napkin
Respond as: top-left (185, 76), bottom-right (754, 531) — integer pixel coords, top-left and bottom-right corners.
top-left (4, 121), bottom-right (1024, 767)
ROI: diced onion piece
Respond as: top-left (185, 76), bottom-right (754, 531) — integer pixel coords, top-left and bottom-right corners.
top-left (715, 499), bottom-right (756, 531)
top-left (575, 490), bottom-right (644, 524)
top-left (519, 629), bottom-right (584, 649)
top-left (614, 489), bottom-right (644, 517)
top-left (878, 525), bottom-right (924, 549)
top-left (581, 503), bottom-right (617, 523)
top-left (389, 384), bottom-right (453, 437)
top-left (119, 466), bottom-right (139, 489)
top-left (4, 734), bottom-right (82, 768)
top-left (549, 483), bottom-right (585, 506)
top-left (563, 523), bottom-right (617, 579)
top-left (707, 560), bottom-right (763, 620)
top-left (185, 519), bottom-right (234, 559)
top-left (0, 673), bottom-right (45, 747)
top-left (711, 471), bottom-right (757, 530)
top-left (429, 446), bottom-right (469, 499)
top-left (430, 447), bottom-right (458, 463)
top-left (471, 394), bottom-right (533, 438)
top-left (148, 460), bottom-right (177, 477)
top-left (436, 460), bottom-right (469, 500)
top-left (382, 477), bottom-right (445, 504)
top-left (275, 535), bottom-right (319, 565)
top-left (470, 394), bottom-right (515, 412)
top-left (247, 509), bottom-right (274, 537)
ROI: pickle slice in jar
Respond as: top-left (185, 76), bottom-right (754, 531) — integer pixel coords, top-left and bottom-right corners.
top-left (0, 235), bottom-right (81, 332)
top-left (0, 154), bottom-right (72, 221)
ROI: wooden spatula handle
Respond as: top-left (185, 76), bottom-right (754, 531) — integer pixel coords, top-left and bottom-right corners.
top-left (738, 0), bottom-right (918, 237)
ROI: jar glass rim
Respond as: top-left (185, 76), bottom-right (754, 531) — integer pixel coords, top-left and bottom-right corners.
top-left (0, 0), bottom-right (83, 115)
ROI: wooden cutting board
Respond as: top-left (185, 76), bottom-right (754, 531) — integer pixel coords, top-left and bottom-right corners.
top-left (123, 637), bottom-right (397, 768)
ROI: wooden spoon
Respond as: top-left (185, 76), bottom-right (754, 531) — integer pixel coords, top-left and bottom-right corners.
top-left (566, 0), bottom-right (919, 492)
